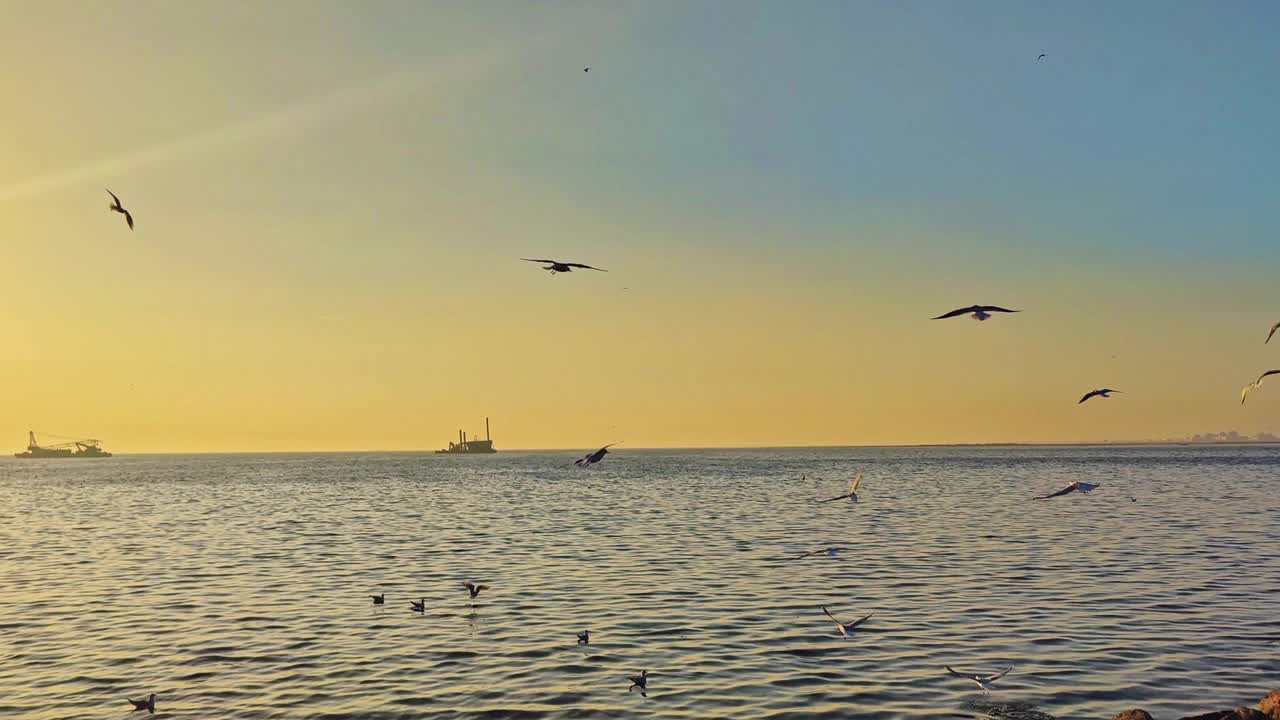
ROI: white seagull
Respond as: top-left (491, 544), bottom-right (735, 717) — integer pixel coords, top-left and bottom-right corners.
top-left (819, 469), bottom-right (863, 503)
top-left (1241, 370), bottom-right (1280, 404)
top-left (945, 665), bottom-right (1014, 694)
top-left (1034, 481), bottom-right (1100, 500)
top-left (932, 305), bottom-right (1019, 321)
top-left (822, 606), bottom-right (874, 639)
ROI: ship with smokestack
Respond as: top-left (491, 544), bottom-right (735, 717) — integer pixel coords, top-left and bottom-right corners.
top-left (435, 418), bottom-right (497, 454)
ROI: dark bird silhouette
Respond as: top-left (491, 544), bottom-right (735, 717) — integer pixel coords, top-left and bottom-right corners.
top-left (577, 629), bottom-right (590, 644)
top-left (575, 444), bottom-right (615, 467)
top-left (410, 598), bottom-right (426, 612)
top-left (127, 693), bottom-right (156, 714)
top-left (932, 305), bottom-right (1019, 321)
top-left (788, 546), bottom-right (842, 561)
top-left (370, 593), bottom-right (385, 605)
top-left (945, 665), bottom-right (1013, 694)
top-left (628, 670), bottom-right (648, 696)
top-left (1037, 53), bottom-right (1046, 61)
top-left (822, 606), bottom-right (874, 639)
top-left (521, 258), bottom-right (607, 275)
top-left (107, 189), bottom-right (134, 230)
top-left (1266, 321), bottom-right (1280, 344)
top-left (1241, 370), bottom-right (1280, 404)
top-left (1035, 481), bottom-right (1099, 500)
top-left (462, 581), bottom-right (490, 599)
top-left (584, 67), bottom-right (590, 72)
top-left (1078, 388), bottom-right (1122, 404)
top-left (818, 469), bottom-right (862, 503)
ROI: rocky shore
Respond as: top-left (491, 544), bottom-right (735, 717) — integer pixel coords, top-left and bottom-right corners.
top-left (1114, 690), bottom-right (1280, 720)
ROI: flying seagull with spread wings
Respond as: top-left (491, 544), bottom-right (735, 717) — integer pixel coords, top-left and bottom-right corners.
top-left (819, 469), bottom-right (863, 503)
top-left (462, 581), bottom-right (490, 599)
top-left (1241, 370), bottom-right (1280, 404)
top-left (932, 305), bottom-right (1019, 321)
top-left (1035, 481), bottom-right (1100, 500)
top-left (107, 189), bottom-right (134, 230)
top-left (1079, 388), bottom-right (1122, 404)
top-left (945, 665), bottom-right (1014, 694)
top-left (822, 606), bottom-right (874, 639)
top-left (575, 443), bottom-right (615, 467)
top-left (521, 258), bottom-right (607, 275)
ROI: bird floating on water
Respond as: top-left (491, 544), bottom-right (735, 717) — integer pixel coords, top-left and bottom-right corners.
top-left (789, 546), bottom-right (842, 561)
top-left (1241, 370), bottom-right (1280, 404)
top-left (819, 469), bottom-right (863, 503)
top-left (410, 598), bottom-right (426, 612)
top-left (822, 606), bottom-right (874, 639)
top-left (945, 665), bottom-right (1014, 694)
top-left (521, 258), bottom-right (607, 275)
top-left (462, 581), bottom-right (490, 599)
top-left (107, 189), bottom-right (134, 230)
top-left (577, 630), bottom-right (590, 644)
top-left (575, 444), bottom-right (615, 467)
top-left (127, 693), bottom-right (156, 714)
top-left (1035, 481), bottom-right (1100, 500)
top-left (628, 670), bottom-right (648, 696)
top-left (1078, 388), bottom-right (1122, 404)
top-left (932, 305), bottom-right (1019, 321)
top-left (370, 593), bottom-right (385, 605)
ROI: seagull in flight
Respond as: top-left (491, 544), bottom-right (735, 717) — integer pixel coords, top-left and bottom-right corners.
top-left (789, 546), bottom-right (842, 561)
top-left (1078, 388), bottom-right (1122, 404)
top-left (1266, 321), bottom-right (1280, 344)
top-left (106, 189), bottom-right (134, 230)
top-left (577, 629), bottom-right (590, 645)
top-left (819, 469), bottom-right (863, 503)
top-left (822, 606), bottom-right (874, 639)
top-left (370, 593), bottom-right (385, 605)
top-left (945, 666), bottom-right (1014, 694)
top-left (127, 693), bottom-right (156, 714)
top-left (932, 305), bottom-right (1019, 321)
top-left (575, 443), bottom-right (615, 467)
top-left (584, 67), bottom-right (590, 72)
top-left (410, 598), bottom-right (426, 612)
top-left (462, 581), bottom-right (490, 599)
top-left (1241, 370), bottom-right (1280, 404)
top-left (628, 670), bottom-right (648, 696)
top-left (1037, 53), bottom-right (1046, 61)
top-left (1035, 481), bottom-right (1100, 500)
top-left (521, 258), bottom-right (607, 275)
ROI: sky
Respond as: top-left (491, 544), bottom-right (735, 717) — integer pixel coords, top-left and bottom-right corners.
top-left (1, 1), bottom-right (1279, 452)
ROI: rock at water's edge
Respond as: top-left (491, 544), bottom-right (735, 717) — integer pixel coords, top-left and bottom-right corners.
top-left (1260, 690), bottom-right (1280, 720)
top-left (1113, 711), bottom-right (1154, 720)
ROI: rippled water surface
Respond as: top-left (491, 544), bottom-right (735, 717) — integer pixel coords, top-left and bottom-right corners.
top-left (2, 447), bottom-right (1278, 719)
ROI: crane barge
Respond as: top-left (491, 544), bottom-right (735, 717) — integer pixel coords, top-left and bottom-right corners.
top-left (14, 431), bottom-right (112, 458)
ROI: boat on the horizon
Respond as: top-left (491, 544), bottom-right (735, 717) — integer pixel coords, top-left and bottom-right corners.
top-left (435, 418), bottom-right (497, 454)
top-left (15, 431), bottom-right (112, 459)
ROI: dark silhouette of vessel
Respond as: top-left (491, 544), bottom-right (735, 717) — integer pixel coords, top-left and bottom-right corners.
top-left (436, 418), bottom-right (497, 454)
top-left (15, 431), bottom-right (112, 458)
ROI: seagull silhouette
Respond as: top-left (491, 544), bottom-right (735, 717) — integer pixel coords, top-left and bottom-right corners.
top-left (577, 629), bottom-right (590, 644)
top-left (1266, 321), bottom-right (1280, 344)
top-left (946, 666), bottom-right (1013, 694)
top-left (127, 693), bottom-right (156, 714)
top-left (410, 598), bottom-right (426, 612)
top-left (106, 189), bottom-right (134, 230)
top-left (819, 469), bottom-right (863, 503)
top-left (575, 444), bottom-right (615, 467)
top-left (370, 593), bottom-right (385, 605)
top-left (1035, 481), bottom-right (1100, 500)
top-left (584, 67), bottom-right (590, 72)
top-left (462, 581), bottom-right (490, 599)
top-left (628, 670), bottom-right (648, 696)
top-left (932, 305), bottom-right (1019, 321)
top-left (1078, 389), bottom-right (1122, 404)
top-left (1037, 53), bottom-right (1046, 61)
top-left (521, 258), bottom-right (606, 275)
top-left (1241, 370), bottom-right (1280, 404)
top-left (822, 606), bottom-right (874, 639)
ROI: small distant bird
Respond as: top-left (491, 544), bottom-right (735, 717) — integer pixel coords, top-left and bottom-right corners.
top-left (819, 469), bottom-right (863, 503)
top-left (462, 581), bottom-right (490, 599)
top-left (932, 305), bottom-right (1019, 321)
top-left (127, 693), bottom-right (156, 714)
top-left (107, 189), bottom-right (134, 230)
top-left (1035, 481), bottom-right (1100, 500)
top-left (410, 598), bottom-right (426, 612)
top-left (1266, 321), bottom-right (1280, 344)
top-left (577, 630), bottom-right (590, 644)
top-left (628, 670), bottom-right (648, 696)
top-left (370, 593), bottom-right (385, 605)
top-left (822, 606), bottom-right (874, 639)
top-left (945, 665), bottom-right (1014, 694)
top-left (584, 67), bottom-right (590, 72)
top-left (790, 546), bottom-right (842, 561)
top-left (1078, 388), bottom-right (1122, 404)
top-left (575, 444), bottom-right (615, 467)
top-left (1241, 370), bottom-right (1280, 404)
top-left (521, 258), bottom-right (607, 275)
top-left (1037, 53), bottom-right (1046, 61)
